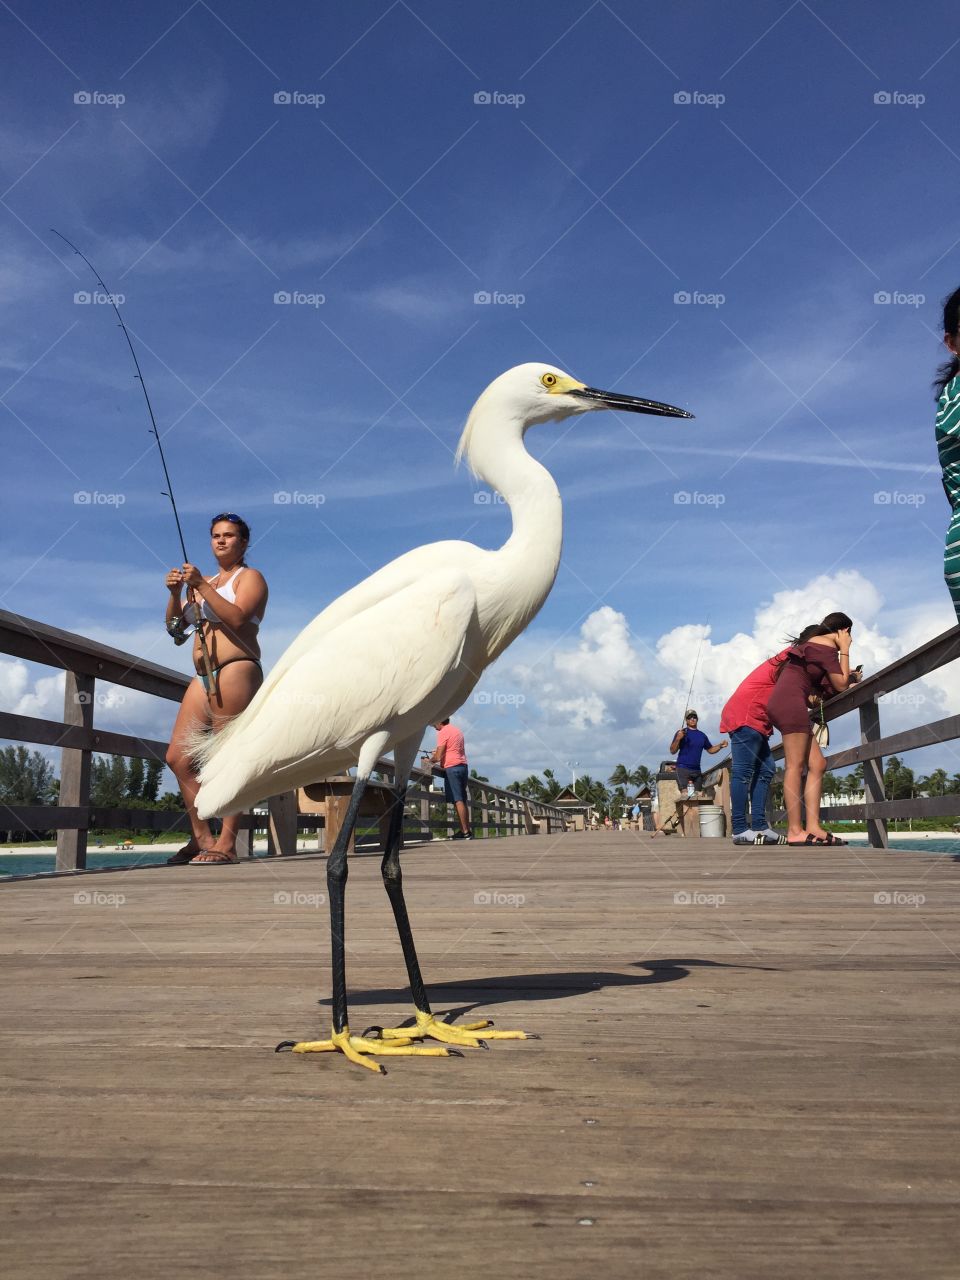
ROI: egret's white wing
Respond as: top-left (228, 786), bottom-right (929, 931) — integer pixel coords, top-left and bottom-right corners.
top-left (195, 569), bottom-right (478, 817)
top-left (252, 540), bottom-right (485, 708)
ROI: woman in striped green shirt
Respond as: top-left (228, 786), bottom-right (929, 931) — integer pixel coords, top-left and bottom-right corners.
top-left (936, 287), bottom-right (960, 621)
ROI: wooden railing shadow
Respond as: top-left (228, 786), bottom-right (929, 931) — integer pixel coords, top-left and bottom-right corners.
top-left (0, 610), bottom-right (568, 872)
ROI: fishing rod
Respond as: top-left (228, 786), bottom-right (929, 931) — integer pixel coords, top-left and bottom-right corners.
top-left (680, 634), bottom-right (704, 729)
top-left (50, 229), bottom-right (216, 698)
top-left (626, 632), bottom-right (706, 793)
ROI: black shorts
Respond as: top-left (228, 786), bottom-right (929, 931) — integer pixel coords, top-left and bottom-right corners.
top-left (675, 766), bottom-right (701, 790)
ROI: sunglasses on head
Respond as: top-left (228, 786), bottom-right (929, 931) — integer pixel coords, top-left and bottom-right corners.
top-left (211, 513), bottom-right (243, 526)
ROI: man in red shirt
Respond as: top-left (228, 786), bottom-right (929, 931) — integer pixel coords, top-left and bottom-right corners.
top-left (422, 719), bottom-right (472, 840)
top-left (720, 652), bottom-right (789, 845)
top-left (721, 613), bottom-right (858, 845)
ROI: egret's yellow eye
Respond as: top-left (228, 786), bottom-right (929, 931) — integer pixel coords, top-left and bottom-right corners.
top-left (541, 373), bottom-right (557, 388)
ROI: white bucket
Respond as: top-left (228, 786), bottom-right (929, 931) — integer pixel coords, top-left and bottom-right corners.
top-left (698, 804), bottom-right (725, 838)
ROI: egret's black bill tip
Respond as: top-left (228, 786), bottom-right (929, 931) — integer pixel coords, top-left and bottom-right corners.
top-left (575, 386), bottom-right (694, 419)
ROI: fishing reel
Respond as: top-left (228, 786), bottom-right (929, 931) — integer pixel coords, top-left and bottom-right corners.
top-left (166, 615), bottom-right (195, 646)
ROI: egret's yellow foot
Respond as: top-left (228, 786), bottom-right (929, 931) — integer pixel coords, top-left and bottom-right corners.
top-left (277, 1026), bottom-right (458, 1074)
top-left (369, 1010), bottom-right (533, 1048)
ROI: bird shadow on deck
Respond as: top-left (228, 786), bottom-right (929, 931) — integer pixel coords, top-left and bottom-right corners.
top-left (315, 957), bottom-right (778, 1020)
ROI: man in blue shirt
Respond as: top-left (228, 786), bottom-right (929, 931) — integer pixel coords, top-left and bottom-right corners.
top-left (669, 710), bottom-right (728, 797)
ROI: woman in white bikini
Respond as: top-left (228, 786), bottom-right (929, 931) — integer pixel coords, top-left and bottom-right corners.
top-left (164, 514), bottom-right (268, 865)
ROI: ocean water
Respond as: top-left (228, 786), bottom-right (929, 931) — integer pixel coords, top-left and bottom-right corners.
top-left (845, 837), bottom-right (960, 856)
top-left (0, 848), bottom-right (282, 878)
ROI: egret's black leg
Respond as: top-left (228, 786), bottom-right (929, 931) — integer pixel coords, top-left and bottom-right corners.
top-left (365, 783), bottom-right (532, 1051)
top-left (380, 786), bottom-right (432, 1018)
top-left (282, 772), bottom-right (455, 1070)
top-left (326, 774), bottom-right (368, 1035)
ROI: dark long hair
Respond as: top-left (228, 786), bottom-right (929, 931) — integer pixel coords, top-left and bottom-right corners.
top-left (935, 286), bottom-right (960, 398)
top-left (820, 611), bottom-right (852, 632)
top-left (785, 612), bottom-right (852, 647)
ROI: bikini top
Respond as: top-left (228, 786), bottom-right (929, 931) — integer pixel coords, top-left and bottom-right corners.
top-left (182, 568), bottom-right (262, 629)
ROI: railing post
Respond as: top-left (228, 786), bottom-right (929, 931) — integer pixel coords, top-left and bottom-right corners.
top-left (419, 785), bottom-right (431, 841)
top-left (235, 813), bottom-right (253, 859)
top-left (481, 786), bottom-right (490, 840)
top-left (859, 701), bottom-right (888, 849)
top-left (267, 791), bottom-right (298, 856)
top-left (56, 671), bottom-right (93, 871)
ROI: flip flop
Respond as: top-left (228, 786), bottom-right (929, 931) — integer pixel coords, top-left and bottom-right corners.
top-left (188, 850), bottom-right (239, 865)
top-left (166, 845), bottom-right (203, 865)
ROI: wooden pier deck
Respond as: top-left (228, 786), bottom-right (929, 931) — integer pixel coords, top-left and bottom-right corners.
top-left (1, 831), bottom-right (959, 1279)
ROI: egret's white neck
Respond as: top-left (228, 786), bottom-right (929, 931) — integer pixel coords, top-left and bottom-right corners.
top-left (463, 413), bottom-right (563, 653)
top-left (468, 412), bottom-right (561, 550)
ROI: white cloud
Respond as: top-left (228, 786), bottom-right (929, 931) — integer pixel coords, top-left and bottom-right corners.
top-left (361, 282), bottom-right (464, 322)
top-left (465, 569), bottom-right (959, 784)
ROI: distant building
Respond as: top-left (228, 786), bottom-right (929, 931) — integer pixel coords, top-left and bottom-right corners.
top-left (821, 791), bottom-right (866, 807)
top-left (552, 785), bottom-right (594, 831)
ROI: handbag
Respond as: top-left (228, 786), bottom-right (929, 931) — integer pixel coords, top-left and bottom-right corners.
top-left (812, 699), bottom-right (829, 748)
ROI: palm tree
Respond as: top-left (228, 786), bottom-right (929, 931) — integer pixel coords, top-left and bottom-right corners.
top-left (842, 765), bottom-right (864, 798)
top-left (632, 764), bottom-right (656, 791)
top-left (821, 772), bottom-right (841, 799)
top-left (608, 763), bottom-right (631, 789)
top-left (610, 762), bottom-right (657, 793)
top-left (575, 774), bottom-right (610, 817)
top-left (541, 768), bottom-right (562, 802)
top-left (883, 756), bottom-right (914, 802)
top-left (922, 768), bottom-right (948, 797)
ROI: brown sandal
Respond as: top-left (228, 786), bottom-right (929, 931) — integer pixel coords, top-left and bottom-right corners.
top-left (166, 844), bottom-right (203, 865)
top-left (189, 850), bottom-right (239, 865)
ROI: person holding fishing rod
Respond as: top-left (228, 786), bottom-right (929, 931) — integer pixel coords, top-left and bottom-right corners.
top-left (669, 711), bottom-right (728, 798)
top-left (164, 514), bottom-right (268, 865)
top-left (49, 232), bottom-right (272, 868)
top-left (668, 636), bottom-right (728, 798)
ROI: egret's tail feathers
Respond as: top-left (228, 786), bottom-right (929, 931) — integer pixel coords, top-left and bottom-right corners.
top-left (186, 697), bottom-right (254, 773)
top-left (184, 721), bottom-right (215, 769)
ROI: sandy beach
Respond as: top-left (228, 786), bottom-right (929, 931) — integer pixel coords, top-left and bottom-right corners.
top-left (842, 831), bottom-right (959, 841)
top-left (0, 839), bottom-right (314, 857)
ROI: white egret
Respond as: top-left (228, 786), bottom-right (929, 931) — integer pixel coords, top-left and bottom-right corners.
top-left (194, 363), bottom-right (693, 1071)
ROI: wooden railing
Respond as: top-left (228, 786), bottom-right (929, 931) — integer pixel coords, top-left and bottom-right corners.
top-left (0, 610), bottom-right (567, 871)
top-left (772, 623), bottom-right (960, 847)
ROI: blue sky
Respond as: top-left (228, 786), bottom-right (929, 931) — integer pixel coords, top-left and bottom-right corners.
top-left (2, 0), bottom-right (959, 787)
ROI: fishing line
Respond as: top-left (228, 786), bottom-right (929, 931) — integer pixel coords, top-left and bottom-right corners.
top-left (51, 229), bottom-right (215, 692)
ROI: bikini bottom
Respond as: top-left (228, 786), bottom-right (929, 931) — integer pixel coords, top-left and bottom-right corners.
top-left (196, 656), bottom-right (263, 696)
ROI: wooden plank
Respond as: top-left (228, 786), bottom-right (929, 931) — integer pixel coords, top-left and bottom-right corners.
top-left (822, 795), bottom-right (960, 822)
top-left (0, 710), bottom-right (169, 760)
top-left (0, 609), bottom-right (190, 700)
top-left (2, 833), bottom-right (959, 1279)
top-left (824, 715), bottom-right (960, 770)
top-left (821, 624), bottom-right (960, 722)
top-left (1, 807), bottom-right (255, 833)
top-left (2, 806), bottom-right (88, 833)
top-left (56, 672), bottom-right (93, 871)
